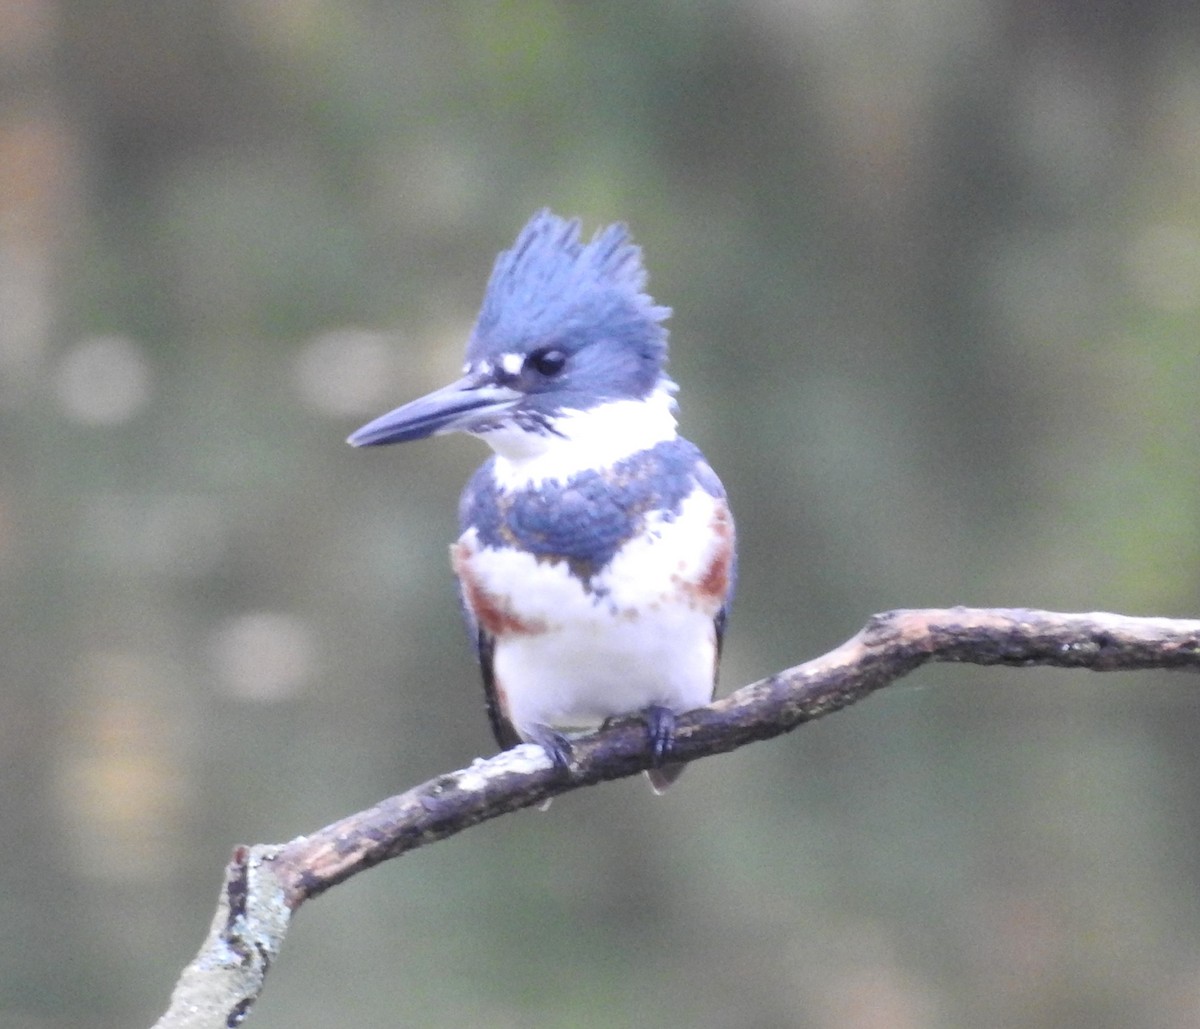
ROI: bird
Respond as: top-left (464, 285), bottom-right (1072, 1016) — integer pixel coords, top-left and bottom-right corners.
top-left (348, 209), bottom-right (735, 792)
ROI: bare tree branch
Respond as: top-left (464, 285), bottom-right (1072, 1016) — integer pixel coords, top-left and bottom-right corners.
top-left (152, 607), bottom-right (1200, 1028)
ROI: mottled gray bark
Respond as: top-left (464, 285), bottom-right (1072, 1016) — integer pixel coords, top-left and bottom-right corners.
top-left (153, 608), bottom-right (1200, 1028)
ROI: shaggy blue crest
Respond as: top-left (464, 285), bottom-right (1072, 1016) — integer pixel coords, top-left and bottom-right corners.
top-left (466, 210), bottom-right (672, 401)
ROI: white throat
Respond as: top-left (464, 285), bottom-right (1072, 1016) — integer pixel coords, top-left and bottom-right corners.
top-left (479, 386), bottom-right (679, 490)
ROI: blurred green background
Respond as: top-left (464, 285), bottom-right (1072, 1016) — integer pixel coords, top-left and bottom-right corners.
top-left (3, 3), bottom-right (1200, 1026)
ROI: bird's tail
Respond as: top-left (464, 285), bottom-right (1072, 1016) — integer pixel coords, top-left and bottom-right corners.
top-left (645, 762), bottom-right (687, 794)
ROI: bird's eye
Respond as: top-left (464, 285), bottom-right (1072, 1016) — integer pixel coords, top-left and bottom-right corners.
top-left (526, 348), bottom-right (567, 378)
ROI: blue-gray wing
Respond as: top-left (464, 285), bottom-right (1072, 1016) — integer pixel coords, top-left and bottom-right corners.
top-left (457, 460), bottom-right (521, 750)
top-left (703, 469), bottom-right (736, 687)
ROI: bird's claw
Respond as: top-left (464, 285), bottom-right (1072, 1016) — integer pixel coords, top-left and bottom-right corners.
top-left (641, 705), bottom-right (677, 767)
top-left (528, 725), bottom-right (574, 773)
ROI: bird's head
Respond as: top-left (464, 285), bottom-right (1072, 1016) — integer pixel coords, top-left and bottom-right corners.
top-left (348, 210), bottom-right (675, 457)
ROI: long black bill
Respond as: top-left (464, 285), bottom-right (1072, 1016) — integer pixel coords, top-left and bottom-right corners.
top-left (347, 374), bottom-right (520, 447)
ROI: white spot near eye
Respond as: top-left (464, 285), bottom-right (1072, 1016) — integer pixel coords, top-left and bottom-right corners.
top-left (500, 352), bottom-right (523, 376)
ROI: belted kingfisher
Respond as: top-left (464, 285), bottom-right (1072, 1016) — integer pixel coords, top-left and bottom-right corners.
top-left (348, 210), bottom-right (735, 792)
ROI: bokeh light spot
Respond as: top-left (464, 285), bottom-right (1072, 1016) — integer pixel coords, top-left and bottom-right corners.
top-left (54, 333), bottom-right (151, 425)
top-left (209, 611), bottom-right (316, 701)
top-left (292, 328), bottom-right (399, 417)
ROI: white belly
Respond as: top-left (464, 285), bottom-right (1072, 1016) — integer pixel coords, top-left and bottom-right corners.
top-left (494, 604), bottom-right (718, 733)
top-left (453, 485), bottom-right (730, 739)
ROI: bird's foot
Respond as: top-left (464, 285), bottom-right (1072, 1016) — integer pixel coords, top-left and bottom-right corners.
top-left (642, 706), bottom-right (689, 793)
top-left (641, 705), bottom-right (677, 767)
top-left (526, 725), bottom-right (574, 774)
top-left (598, 705), bottom-right (679, 765)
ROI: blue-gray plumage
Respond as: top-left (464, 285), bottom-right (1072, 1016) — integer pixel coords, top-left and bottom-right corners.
top-left (349, 210), bottom-right (736, 792)
top-left (459, 438), bottom-right (724, 579)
